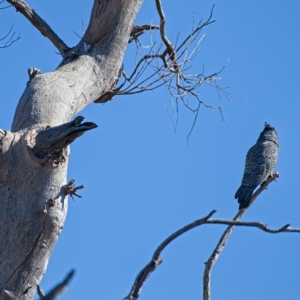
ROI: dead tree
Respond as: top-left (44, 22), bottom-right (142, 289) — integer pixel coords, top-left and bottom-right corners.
top-left (0, 1), bottom-right (144, 299)
top-left (1, 1), bottom-right (295, 300)
top-left (0, 0), bottom-right (222, 299)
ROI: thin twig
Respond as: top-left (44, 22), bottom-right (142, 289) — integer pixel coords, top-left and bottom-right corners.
top-left (187, 101), bottom-right (201, 144)
top-left (0, 26), bottom-right (20, 48)
top-left (206, 219), bottom-right (297, 233)
top-left (100, 6), bottom-right (217, 101)
top-left (73, 30), bottom-right (81, 39)
top-left (6, 0), bottom-right (70, 55)
top-left (203, 172), bottom-right (280, 300)
top-left (0, 0), bottom-right (10, 9)
top-left (96, 5), bottom-right (226, 139)
top-left (176, 5), bottom-right (215, 53)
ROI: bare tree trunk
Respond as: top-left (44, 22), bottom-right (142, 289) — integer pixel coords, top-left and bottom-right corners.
top-left (0, 1), bottom-right (143, 299)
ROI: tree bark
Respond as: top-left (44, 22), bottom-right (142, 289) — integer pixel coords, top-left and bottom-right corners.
top-left (0, 1), bottom-right (143, 299)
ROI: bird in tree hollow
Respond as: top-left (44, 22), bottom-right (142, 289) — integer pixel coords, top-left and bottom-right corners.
top-left (235, 123), bottom-right (279, 209)
top-left (26, 116), bottom-right (97, 167)
top-left (35, 116), bottom-right (97, 155)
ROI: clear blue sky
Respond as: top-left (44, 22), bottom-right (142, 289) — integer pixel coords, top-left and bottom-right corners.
top-left (1, 1), bottom-right (300, 299)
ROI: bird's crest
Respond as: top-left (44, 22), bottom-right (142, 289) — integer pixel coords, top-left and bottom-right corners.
top-left (264, 122), bottom-right (275, 131)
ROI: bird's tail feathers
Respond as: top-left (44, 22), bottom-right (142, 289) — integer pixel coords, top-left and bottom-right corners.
top-left (235, 185), bottom-right (255, 209)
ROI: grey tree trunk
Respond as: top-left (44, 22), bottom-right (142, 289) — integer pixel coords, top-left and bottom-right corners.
top-left (0, 1), bottom-right (143, 299)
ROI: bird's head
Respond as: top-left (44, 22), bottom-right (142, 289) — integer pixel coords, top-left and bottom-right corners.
top-left (258, 122), bottom-right (279, 146)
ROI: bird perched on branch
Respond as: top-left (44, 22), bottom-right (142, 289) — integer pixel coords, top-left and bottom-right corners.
top-left (28, 116), bottom-right (97, 167)
top-left (235, 123), bottom-right (279, 209)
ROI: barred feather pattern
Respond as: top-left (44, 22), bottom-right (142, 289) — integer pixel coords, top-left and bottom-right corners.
top-left (235, 123), bottom-right (279, 209)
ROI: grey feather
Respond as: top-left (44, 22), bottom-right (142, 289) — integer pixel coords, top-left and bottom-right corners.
top-left (235, 123), bottom-right (279, 209)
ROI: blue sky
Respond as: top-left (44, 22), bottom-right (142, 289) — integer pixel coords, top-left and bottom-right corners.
top-left (1, 1), bottom-right (300, 299)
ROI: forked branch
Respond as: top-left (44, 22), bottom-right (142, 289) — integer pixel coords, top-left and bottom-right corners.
top-left (129, 25), bottom-right (160, 43)
top-left (155, 0), bottom-right (178, 71)
top-left (95, 4), bottom-right (225, 139)
top-left (124, 172), bottom-right (295, 300)
top-left (203, 172), bottom-right (280, 300)
top-left (6, 0), bottom-right (70, 55)
top-left (123, 210), bottom-right (215, 300)
top-left (0, 26), bottom-right (20, 48)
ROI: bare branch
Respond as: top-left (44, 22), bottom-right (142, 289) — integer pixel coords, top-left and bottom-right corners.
top-left (123, 210), bottom-right (216, 300)
top-left (6, 0), bottom-right (70, 55)
top-left (92, 5), bottom-right (230, 142)
top-left (186, 101), bottom-right (201, 144)
top-left (176, 5), bottom-right (215, 53)
top-left (129, 24), bottom-right (160, 43)
top-left (203, 172), bottom-right (280, 300)
top-left (0, 25), bottom-right (20, 48)
top-left (155, 0), bottom-right (179, 71)
top-left (206, 219), bottom-right (298, 233)
top-left (0, 0), bottom-right (10, 9)
top-left (37, 270), bottom-right (75, 300)
top-left (95, 5), bottom-right (226, 140)
top-left (73, 30), bottom-right (82, 39)
top-left (37, 285), bottom-right (45, 298)
top-left (125, 176), bottom-right (295, 300)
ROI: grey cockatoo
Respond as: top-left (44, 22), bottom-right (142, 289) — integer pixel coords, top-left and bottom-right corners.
top-left (235, 123), bottom-right (279, 209)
